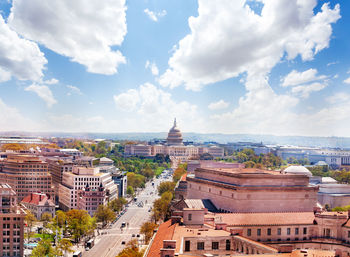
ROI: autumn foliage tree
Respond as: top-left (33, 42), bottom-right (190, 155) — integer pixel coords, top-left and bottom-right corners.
top-left (140, 222), bottom-right (157, 244)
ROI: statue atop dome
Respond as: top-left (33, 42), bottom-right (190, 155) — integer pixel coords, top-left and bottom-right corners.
top-left (167, 118), bottom-right (183, 146)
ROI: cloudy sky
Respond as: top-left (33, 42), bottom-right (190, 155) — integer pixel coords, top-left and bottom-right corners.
top-left (0, 0), bottom-right (349, 136)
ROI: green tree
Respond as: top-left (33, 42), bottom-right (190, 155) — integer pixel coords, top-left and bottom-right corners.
top-left (152, 192), bottom-right (172, 222)
top-left (56, 238), bottom-right (73, 257)
top-left (108, 198), bottom-right (127, 212)
top-left (31, 238), bottom-right (58, 257)
top-left (158, 181), bottom-right (175, 196)
top-left (66, 209), bottom-right (96, 243)
top-left (140, 222), bottom-right (157, 244)
top-left (25, 211), bottom-right (37, 242)
top-left (126, 186), bottom-right (135, 196)
top-left (94, 205), bottom-right (116, 227)
top-left (173, 166), bottom-right (186, 183)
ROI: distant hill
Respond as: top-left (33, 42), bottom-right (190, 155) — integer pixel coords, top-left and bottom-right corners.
top-left (1, 131), bottom-right (350, 149)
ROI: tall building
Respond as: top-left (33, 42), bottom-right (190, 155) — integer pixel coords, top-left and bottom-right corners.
top-left (58, 166), bottom-right (118, 213)
top-left (166, 118), bottom-right (184, 146)
top-left (0, 155), bottom-right (54, 202)
top-left (77, 183), bottom-right (106, 216)
top-left (0, 184), bottom-right (25, 257)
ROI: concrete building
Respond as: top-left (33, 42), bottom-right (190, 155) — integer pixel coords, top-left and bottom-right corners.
top-left (145, 207), bottom-right (345, 257)
top-left (58, 166), bottom-right (118, 212)
top-left (21, 193), bottom-right (55, 219)
top-left (112, 174), bottom-right (127, 197)
top-left (0, 155), bottom-right (54, 202)
top-left (187, 160), bottom-right (245, 173)
top-left (0, 184), bottom-right (25, 257)
top-left (77, 183), bottom-right (105, 216)
top-left (186, 167), bottom-right (318, 213)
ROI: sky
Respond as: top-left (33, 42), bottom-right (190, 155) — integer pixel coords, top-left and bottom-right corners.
top-left (0, 0), bottom-right (350, 137)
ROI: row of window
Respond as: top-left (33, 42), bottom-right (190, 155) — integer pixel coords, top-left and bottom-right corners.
top-left (185, 240), bottom-right (231, 251)
top-left (2, 217), bottom-right (20, 221)
top-left (3, 231), bottom-right (21, 236)
top-left (247, 227), bottom-right (307, 236)
top-left (2, 224), bottom-right (21, 229)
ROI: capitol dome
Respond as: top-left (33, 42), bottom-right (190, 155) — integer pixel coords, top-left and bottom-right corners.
top-left (283, 165), bottom-right (312, 177)
top-left (167, 118), bottom-right (183, 146)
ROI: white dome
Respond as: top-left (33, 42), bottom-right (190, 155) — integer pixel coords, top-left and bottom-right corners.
top-left (283, 165), bottom-right (312, 177)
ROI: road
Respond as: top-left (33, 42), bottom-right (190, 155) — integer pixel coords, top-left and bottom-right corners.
top-left (83, 171), bottom-right (172, 257)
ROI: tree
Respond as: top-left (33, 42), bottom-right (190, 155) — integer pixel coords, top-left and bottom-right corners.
top-left (140, 222), bottom-right (157, 244)
top-left (173, 166), bottom-right (186, 183)
top-left (94, 205), bottom-right (116, 227)
top-left (152, 192), bottom-right (172, 222)
top-left (41, 212), bottom-right (52, 226)
top-left (56, 238), bottom-right (73, 257)
top-left (158, 181), bottom-right (175, 196)
top-left (126, 186), bottom-right (135, 196)
top-left (108, 197), bottom-right (127, 212)
top-left (31, 238), bottom-right (59, 257)
top-left (25, 211), bottom-right (37, 242)
top-left (117, 239), bottom-right (144, 257)
top-left (66, 209), bottom-right (96, 243)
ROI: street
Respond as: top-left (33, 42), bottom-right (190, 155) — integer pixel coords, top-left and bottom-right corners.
top-left (82, 171), bottom-right (172, 257)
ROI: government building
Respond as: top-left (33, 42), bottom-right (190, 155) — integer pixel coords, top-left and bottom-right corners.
top-left (124, 119), bottom-right (224, 161)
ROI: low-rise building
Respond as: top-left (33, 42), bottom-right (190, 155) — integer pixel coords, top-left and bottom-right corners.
top-left (77, 184), bottom-right (105, 216)
top-left (21, 193), bottom-right (55, 219)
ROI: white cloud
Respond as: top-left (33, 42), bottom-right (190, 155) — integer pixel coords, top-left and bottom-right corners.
top-left (145, 60), bottom-right (159, 76)
top-left (25, 84), bottom-right (57, 108)
top-left (0, 14), bottom-right (47, 82)
top-left (159, 1), bottom-right (340, 90)
top-left (281, 69), bottom-right (326, 87)
top-left (114, 89), bottom-right (140, 111)
top-left (44, 78), bottom-right (59, 85)
top-left (144, 9), bottom-right (167, 22)
top-left (66, 85), bottom-right (82, 95)
top-left (113, 83), bottom-right (202, 132)
top-left (291, 82), bottom-right (326, 99)
top-left (0, 98), bottom-right (38, 131)
top-left (8, 0), bottom-right (127, 75)
top-left (327, 92), bottom-right (350, 104)
top-left (208, 100), bottom-right (229, 110)
top-left (344, 77), bottom-right (350, 84)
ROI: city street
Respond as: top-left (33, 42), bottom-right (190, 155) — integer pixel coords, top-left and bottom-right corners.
top-left (82, 171), bottom-right (172, 257)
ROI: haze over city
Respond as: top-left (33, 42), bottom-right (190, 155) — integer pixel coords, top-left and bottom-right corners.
top-left (0, 0), bottom-right (349, 136)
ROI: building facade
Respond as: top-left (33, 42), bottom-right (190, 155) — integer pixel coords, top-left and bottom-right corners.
top-left (20, 193), bottom-right (55, 220)
top-left (0, 155), bottom-right (54, 202)
top-left (77, 184), bottom-right (105, 216)
top-left (0, 184), bottom-right (25, 257)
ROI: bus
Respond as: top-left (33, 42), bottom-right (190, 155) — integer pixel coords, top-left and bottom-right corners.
top-left (73, 251), bottom-right (82, 257)
top-left (86, 239), bottom-right (94, 248)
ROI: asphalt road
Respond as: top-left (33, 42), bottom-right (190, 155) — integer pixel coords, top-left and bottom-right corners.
top-left (82, 172), bottom-right (172, 257)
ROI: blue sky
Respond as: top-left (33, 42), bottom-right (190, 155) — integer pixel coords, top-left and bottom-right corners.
top-left (0, 0), bottom-right (349, 136)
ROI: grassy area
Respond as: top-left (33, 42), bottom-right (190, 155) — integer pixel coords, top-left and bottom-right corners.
top-left (33, 233), bottom-right (55, 241)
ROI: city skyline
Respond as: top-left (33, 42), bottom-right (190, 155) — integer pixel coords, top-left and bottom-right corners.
top-left (0, 0), bottom-right (349, 137)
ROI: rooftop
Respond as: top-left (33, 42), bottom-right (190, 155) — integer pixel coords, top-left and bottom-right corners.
top-left (146, 220), bottom-right (176, 257)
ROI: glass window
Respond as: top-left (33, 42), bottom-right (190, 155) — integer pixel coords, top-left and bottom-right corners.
top-left (287, 228), bottom-right (291, 235)
top-left (197, 242), bottom-right (204, 250)
top-left (257, 229), bottom-right (261, 236)
top-left (303, 227), bottom-right (307, 234)
top-left (295, 228), bottom-right (299, 235)
top-left (247, 229), bottom-right (251, 236)
top-left (185, 241), bottom-right (190, 251)
top-left (267, 228), bottom-right (271, 236)
top-left (212, 242), bottom-right (219, 250)
top-left (277, 228), bottom-right (281, 235)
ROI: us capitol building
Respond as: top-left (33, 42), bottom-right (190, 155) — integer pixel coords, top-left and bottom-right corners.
top-left (124, 119), bottom-right (224, 161)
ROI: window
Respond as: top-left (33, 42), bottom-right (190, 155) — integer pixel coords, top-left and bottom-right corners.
top-left (212, 242), bottom-right (219, 250)
top-left (303, 227), bottom-right (307, 235)
top-left (277, 228), bottom-right (281, 235)
top-left (219, 191), bottom-right (222, 195)
top-left (197, 242), bottom-right (204, 250)
top-left (257, 229), bottom-right (261, 236)
top-left (188, 214), bottom-right (192, 221)
top-left (226, 240), bottom-right (231, 250)
top-left (267, 228), bottom-right (271, 236)
top-left (295, 228), bottom-right (299, 235)
top-left (348, 231), bottom-right (350, 238)
top-left (247, 229), bottom-right (251, 236)
top-left (185, 241), bottom-right (190, 251)
top-left (287, 228), bottom-right (291, 235)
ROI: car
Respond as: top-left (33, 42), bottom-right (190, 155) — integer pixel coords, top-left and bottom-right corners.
top-left (136, 234), bottom-right (140, 238)
top-left (121, 241), bottom-right (126, 245)
top-left (132, 234), bottom-right (135, 237)
top-left (85, 247), bottom-right (90, 251)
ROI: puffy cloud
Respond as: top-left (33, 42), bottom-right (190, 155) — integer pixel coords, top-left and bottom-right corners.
top-left (208, 99), bottom-right (229, 110)
top-left (291, 82), bottom-right (326, 98)
top-left (145, 60), bottom-right (159, 76)
top-left (8, 0), bottom-right (127, 75)
top-left (0, 98), bottom-right (38, 131)
top-left (113, 83), bottom-right (201, 132)
top-left (344, 77), bottom-right (350, 84)
top-left (66, 85), bottom-right (82, 95)
top-left (327, 92), bottom-right (350, 104)
top-left (25, 84), bottom-right (57, 108)
top-left (144, 9), bottom-right (167, 22)
top-left (114, 89), bottom-right (140, 111)
top-left (281, 69), bottom-right (326, 87)
top-left (44, 78), bottom-right (59, 85)
top-left (0, 15), bottom-right (47, 82)
top-left (159, 0), bottom-right (340, 90)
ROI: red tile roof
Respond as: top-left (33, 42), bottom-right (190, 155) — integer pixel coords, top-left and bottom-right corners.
top-left (146, 220), bottom-right (176, 257)
top-left (212, 212), bottom-right (315, 226)
top-left (21, 193), bottom-right (54, 206)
